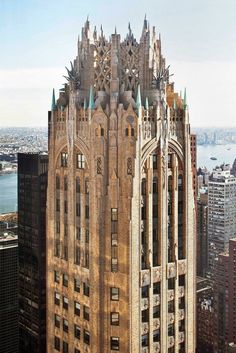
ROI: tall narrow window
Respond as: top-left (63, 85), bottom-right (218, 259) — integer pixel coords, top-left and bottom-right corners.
top-left (61, 152), bottom-right (68, 167)
top-left (77, 154), bottom-right (85, 169)
top-left (56, 175), bottom-right (60, 189)
top-left (110, 337), bottom-right (119, 350)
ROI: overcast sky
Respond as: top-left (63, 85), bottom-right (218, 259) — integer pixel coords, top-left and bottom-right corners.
top-left (0, 0), bottom-right (236, 127)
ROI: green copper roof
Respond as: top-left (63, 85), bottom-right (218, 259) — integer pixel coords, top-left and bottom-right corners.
top-left (51, 89), bottom-right (57, 111)
top-left (89, 86), bottom-right (95, 110)
top-left (136, 85), bottom-right (141, 109)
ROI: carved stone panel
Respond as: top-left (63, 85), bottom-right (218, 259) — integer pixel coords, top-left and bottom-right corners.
top-left (167, 262), bottom-right (176, 279)
top-left (140, 269), bottom-right (151, 287)
top-left (178, 259), bottom-right (187, 275)
top-left (153, 266), bottom-right (162, 282)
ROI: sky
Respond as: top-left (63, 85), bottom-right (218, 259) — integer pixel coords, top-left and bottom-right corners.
top-left (0, 0), bottom-right (236, 127)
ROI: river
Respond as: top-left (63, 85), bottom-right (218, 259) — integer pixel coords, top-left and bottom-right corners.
top-left (0, 173), bottom-right (17, 214)
top-left (0, 144), bottom-right (235, 214)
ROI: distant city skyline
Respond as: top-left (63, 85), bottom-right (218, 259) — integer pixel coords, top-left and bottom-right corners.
top-left (0, 0), bottom-right (236, 127)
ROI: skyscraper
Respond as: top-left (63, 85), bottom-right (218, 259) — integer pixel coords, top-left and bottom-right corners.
top-left (18, 153), bottom-right (48, 353)
top-left (208, 164), bottom-right (236, 276)
top-left (47, 19), bottom-right (196, 353)
top-left (0, 232), bottom-right (18, 353)
top-left (214, 238), bottom-right (236, 353)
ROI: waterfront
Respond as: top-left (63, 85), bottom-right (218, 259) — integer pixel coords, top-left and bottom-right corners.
top-left (197, 143), bottom-right (236, 170)
top-left (0, 173), bottom-right (17, 214)
top-left (0, 144), bottom-right (235, 214)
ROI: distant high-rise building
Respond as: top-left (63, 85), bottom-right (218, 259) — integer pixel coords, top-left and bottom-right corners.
top-left (214, 238), bottom-right (236, 353)
top-left (46, 19), bottom-right (196, 353)
top-left (197, 190), bottom-right (208, 277)
top-left (190, 134), bottom-right (197, 202)
top-left (208, 164), bottom-right (236, 276)
top-left (0, 232), bottom-right (18, 353)
top-left (18, 153), bottom-right (48, 353)
top-left (196, 277), bottom-right (214, 353)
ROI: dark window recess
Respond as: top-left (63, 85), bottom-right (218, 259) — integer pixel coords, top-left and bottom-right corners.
top-left (84, 330), bottom-right (90, 345)
top-left (110, 337), bottom-right (119, 350)
top-left (61, 152), bottom-right (68, 167)
top-left (74, 325), bottom-right (81, 339)
top-left (83, 306), bottom-right (90, 321)
top-left (111, 312), bottom-right (119, 326)
top-left (110, 287), bottom-right (119, 301)
top-left (83, 282), bottom-right (90, 297)
top-left (74, 301), bottom-right (80, 316)
top-left (63, 341), bottom-right (68, 353)
top-left (74, 277), bottom-right (80, 292)
top-left (54, 336), bottom-right (60, 351)
top-left (63, 273), bottom-right (68, 287)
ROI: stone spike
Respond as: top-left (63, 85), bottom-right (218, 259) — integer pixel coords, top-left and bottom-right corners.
top-left (183, 87), bottom-right (187, 108)
top-left (173, 98), bottom-right (177, 110)
top-left (51, 89), bottom-right (57, 111)
top-left (84, 98), bottom-right (87, 110)
top-left (89, 86), bottom-right (95, 110)
top-left (136, 84), bottom-right (142, 109)
top-left (145, 97), bottom-right (149, 110)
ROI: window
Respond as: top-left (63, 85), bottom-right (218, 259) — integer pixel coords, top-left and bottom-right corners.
top-left (77, 154), bottom-right (85, 169)
top-left (74, 325), bottom-right (81, 339)
top-left (111, 312), bottom-right (119, 326)
top-left (56, 221), bottom-right (60, 234)
top-left (76, 227), bottom-right (81, 241)
top-left (54, 314), bottom-right (60, 328)
top-left (85, 205), bottom-right (89, 219)
top-left (141, 334), bottom-right (149, 347)
top-left (64, 246), bottom-right (68, 261)
top-left (56, 198), bottom-right (60, 212)
top-left (153, 306), bottom-right (160, 318)
top-left (61, 152), bottom-right (68, 167)
top-left (111, 233), bottom-right (118, 246)
top-left (142, 286), bottom-right (148, 298)
top-left (75, 349), bottom-right (80, 353)
top-left (110, 337), bottom-right (119, 350)
top-left (63, 341), bottom-right (68, 353)
top-left (54, 292), bottom-right (60, 306)
top-left (84, 330), bottom-right (90, 345)
top-left (56, 176), bottom-right (60, 189)
top-left (74, 277), bottom-right (80, 292)
top-left (76, 203), bottom-right (80, 217)
top-left (63, 296), bottom-right (68, 310)
top-left (63, 319), bottom-right (68, 332)
top-left (54, 271), bottom-right (60, 283)
top-left (111, 208), bottom-right (118, 221)
top-left (142, 309), bottom-right (149, 322)
top-left (110, 287), bottom-right (119, 301)
top-left (153, 329), bottom-right (160, 342)
top-left (111, 258), bottom-right (118, 272)
top-left (83, 282), bottom-right (90, 297)
top-left (64, 176), bottom-right (68, 191)
top-left (85, 230), bottom-right (89, 243)
top-left (64, 223), bottom-right (68, 237)
top-left (153, 154), bottom-right (157, 169)
top-left (64, 200), bottom-right (68, 214)
top-left (83, 306), bottom-right (90, 321)
top-left (55, 239), bottom-right (60, 257)
top-left (76, 177), bottom-right (80, 193)
top-left (85, 180), bottom-right (89, 194)
top-left (54, 336), bottom-right (60, 351)
top-left (63, 274), bottom-right (68, 287)
top-left (85, 251), bottom-right (89, 269)
top-left (74, 301), bottom-right (80, 316)
top-left (75, 246), bottom-right (80, 265)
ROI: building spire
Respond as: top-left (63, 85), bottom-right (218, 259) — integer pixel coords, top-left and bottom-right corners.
top-left (89, 85), bottom-right (95, 110)
top-left (51, 89), bottom-right (57, 111)
top-left (183, 88), bottom-right (187, 109)
top-left (136, 84), bottom-right (141, 109)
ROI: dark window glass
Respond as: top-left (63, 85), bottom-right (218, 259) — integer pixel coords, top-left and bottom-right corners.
top-left (110, 337), bottom-right (119, 350)
top-left (110, 287), bottom-right (119, 301)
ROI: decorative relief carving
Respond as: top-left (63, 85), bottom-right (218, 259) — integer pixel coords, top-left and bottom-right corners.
top-left (127, 157), bottom-right (133, 175)
top-left (141, 298), bottom-right (149, 310)
top-left (167, 262), bottom-right (176, 279)
top-left (178, 259), bottom-right (187, 275)
top-left (167, 289), bottom-right (174, 301)
top-left (178, 286), bottom-right (185, 298)
top-left (153, 342), bottom-right (161, 353)
top-left (97, 157), bottom-right (102, 175)
top-left (168, 313), bottom-right (175, 325)
top-left (168, 336), bottom-right (175, 348)
top-left (141, 322), bottom-right (149, 335)
top-left (153, 266), bottom-right (162, 282)
top-left (153, 318), bottom-right (160, 330)
top-left (140, 269), bottom-right (150, 287)
top-left (179, 309), bottom-right (185, 320)
top-left (153, 294), bottom-right (160, 306)
top-left (178, 332), bottom-right (185, 343)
